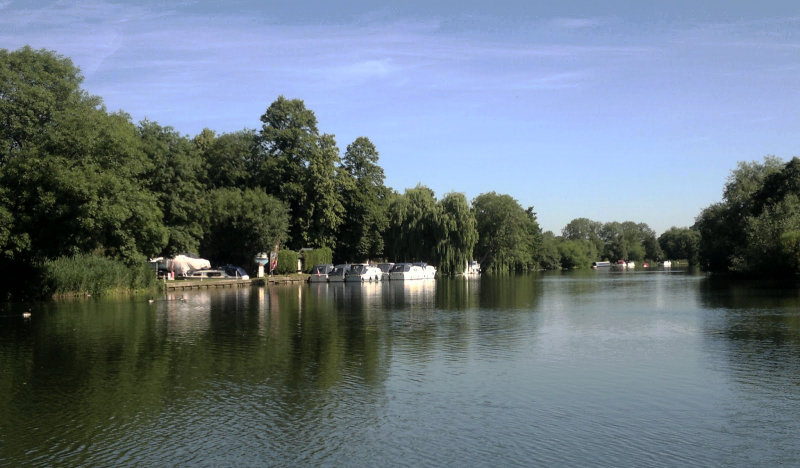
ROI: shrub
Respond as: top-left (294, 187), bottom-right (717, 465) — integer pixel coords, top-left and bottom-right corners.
top-left (275, 250), bottom-right (298, 274)
top-left (301, 247), bottom-right (333, 273)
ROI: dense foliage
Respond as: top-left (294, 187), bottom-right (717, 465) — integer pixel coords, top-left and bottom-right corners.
top-left (6, 45), bottom-right (798, 297)
top-left (694, 156), bottom-right (800, 275)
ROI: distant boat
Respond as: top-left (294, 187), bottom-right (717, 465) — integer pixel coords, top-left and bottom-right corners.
top-left (663, 260), bottom-right (672, 268)
top-left (592, 261), bottom-right (611, 268)
top-left (627, 262), bottom-right (635, 268)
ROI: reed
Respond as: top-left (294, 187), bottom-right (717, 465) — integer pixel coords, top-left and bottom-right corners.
top-left (40, 254), bottom-right (160, 297)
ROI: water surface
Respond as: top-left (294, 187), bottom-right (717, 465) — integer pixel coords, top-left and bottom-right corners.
top-left (1, 269), bottom-right (799, 467)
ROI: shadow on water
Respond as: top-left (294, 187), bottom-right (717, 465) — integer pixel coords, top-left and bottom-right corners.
top-left (696, 276), bottom-right (800, 466)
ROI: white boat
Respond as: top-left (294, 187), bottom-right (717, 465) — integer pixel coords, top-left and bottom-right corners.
top-left (327, 265), bottom-right (350, 282)
top-left (413, 262), bottom-right (437, 279)
top-left (389, 263), bottom-right (424, 280)
top-left (345, 264), bottom-right (383, 282)
top-left (465, 260), bottom-right (481, 275)
top-left (308, 264), bottom-right (334, 283)
top-left (187, 268), bottom-right (245, 280)
top-left (663, 260), bottom-right (672, 268)
top-left (627, 262), bottom-right (635, 268)
top-left (378, 263), bottom-right (394, 280)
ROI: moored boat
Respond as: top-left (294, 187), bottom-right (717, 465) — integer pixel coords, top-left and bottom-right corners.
top-left (389, 263), bottom-right (424, 280)
top-left (345, 264), bottom-right (383, 282)
top-left (308, 264), bottom-right (334, 283)
top-left (327, 265), bottom-right (350, 282)
top-left (378, 262), bottom-right (394, 280)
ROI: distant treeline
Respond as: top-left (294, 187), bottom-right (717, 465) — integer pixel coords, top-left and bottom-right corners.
top-left (0, 46), bottom-right (795, 299)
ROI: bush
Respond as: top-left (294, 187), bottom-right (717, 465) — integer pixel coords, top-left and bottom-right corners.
top-left (301, 247), bottom-right (333, 273)
top-left (40, 254), bottom-right (159, 297)
top-left (275, 250), bottom-right (299, 274)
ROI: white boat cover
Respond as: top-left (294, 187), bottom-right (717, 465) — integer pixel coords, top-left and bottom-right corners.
top-left (166, 255), bottom-right (211, 275)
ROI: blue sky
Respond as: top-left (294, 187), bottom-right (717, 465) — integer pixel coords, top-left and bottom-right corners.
top-left (1, 0), bottom-right (798, 234)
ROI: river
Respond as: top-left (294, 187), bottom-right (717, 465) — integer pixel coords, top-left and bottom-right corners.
top-left (1, 268), bottom-right (799, 467)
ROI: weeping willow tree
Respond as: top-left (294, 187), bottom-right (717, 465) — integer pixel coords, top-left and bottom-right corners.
top-left (385, 185), bottom-right (439, 262)
top-left (384, 186), bottom-right (477, 275)
top-left (434, 192), bottom-right (478, 275)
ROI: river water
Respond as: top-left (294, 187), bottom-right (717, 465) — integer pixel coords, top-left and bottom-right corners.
top-left (1, 269), bottom-right (799, 467)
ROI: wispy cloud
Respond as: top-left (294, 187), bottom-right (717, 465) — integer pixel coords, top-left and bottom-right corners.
top-left (548, 17), bottom-right (603, 29)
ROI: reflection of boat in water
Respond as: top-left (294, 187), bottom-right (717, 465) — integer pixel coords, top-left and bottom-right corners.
top-left (345, 264), bottom-right (383, 282)
top-left (308, 264), bottom-right (334, 283)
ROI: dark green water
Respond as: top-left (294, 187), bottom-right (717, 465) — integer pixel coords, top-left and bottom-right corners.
top-left (1, 269), bottom-right (800, 467)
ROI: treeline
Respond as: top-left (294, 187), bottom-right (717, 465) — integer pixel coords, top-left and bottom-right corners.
top-left (695, 156), bottom-right (800, 275)
top-left (2, 46), bottom-right (795, 299)
top-left (0, 46), bottom-right (557, 298)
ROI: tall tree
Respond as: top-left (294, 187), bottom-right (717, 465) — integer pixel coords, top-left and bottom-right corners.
top-left (659, 226), bottom-right (701, 264)
top-left (694, 156), bottom-right (784, 272)
top-left (0, 46), bottom-right (98, 165)
top-left (258, 96), bottom-right (343, 249)
top-left (201, 129), bottom-right (259, 190)
top-left (562, 217), bottom-right (604, 258)
top-left (385, 185), bottom-right (439, 262)
top-left (472, 192), bottom-right (542, 272)
top-left (138, 120), bottom-right (205, 256)
top-left (337, 137), bottom-right (389, 262)
top-left (434, 192), bottom-right (478, 275)
top-left (200, 187), bottom-right (289, 268)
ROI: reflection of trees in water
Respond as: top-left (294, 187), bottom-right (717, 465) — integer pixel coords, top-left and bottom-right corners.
top-left (478, 273), bottom-right (544, 310)
top-left (697, 277), bottom-right (800, 462)
top-left (0, 288), bottom-right (390, 465)
top-left (699, 277), bottom-right (800, 348)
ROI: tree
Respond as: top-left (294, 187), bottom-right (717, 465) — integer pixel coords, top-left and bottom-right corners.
top-left (434, 192), bottom-right (478, 275)
top-left (258, 96), bottom-right (344, 249)
top-left (201, 129), bottom-right (259, 190)
top-left (200, 187), bottom-right (289, 268)
top-left (538, 231), bottom-right (562, 270)
top-left (658, 227), bottom-right (700, 264)
top-left (562, 217), bottom-right (605, 258)
top-left (0, 108), bottom-right (167, 264)
top-left (138, 120), bottom-right (206, 256)
top-left (556, 237), bottom-right (596, 269)
top-left (337, 137), bottom-right (390, 262)
top-left (472, 192), bottom-right (542, 272)
top-left (695, 156), bottom-right (785, 272)
top-left (385, 185), bottom-right (439, 263)
top-left (300, 133), bottom-right (345, 249)
top-left (0, 46), bottom-right (99, 165)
